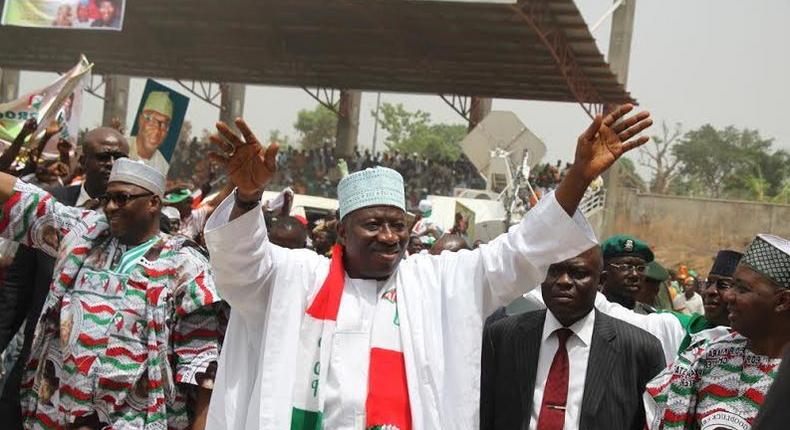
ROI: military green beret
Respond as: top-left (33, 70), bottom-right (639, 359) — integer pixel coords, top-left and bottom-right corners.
top-left (601, 234), bottom-right (654, 263)
top-left (645, 261), bottom-right (669, 281)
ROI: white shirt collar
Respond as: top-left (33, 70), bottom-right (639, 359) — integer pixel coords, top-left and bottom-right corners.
top-left (542, 307), bottom-right (595, 347)
top-left (76, 184), bottom-right (92, 207)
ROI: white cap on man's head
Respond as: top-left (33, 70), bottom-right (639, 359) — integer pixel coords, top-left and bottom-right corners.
top-left (108, 158), bottom-right (166, 196)
top-left (418, 199), bottom-right (433, 214)
top-left (337, 167), bottom-right (405, 220)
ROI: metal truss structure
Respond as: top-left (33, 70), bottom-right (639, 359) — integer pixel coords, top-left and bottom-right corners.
top-left (83, 74), bottom-right (107, 100)
top-left (440, 94), bottom-right (472, 122)
top-left (302, 87), bottom-right (342, 117)
top-left (510, 1), bottom-right (608, 118)
top-left (175, 80), bottom-right (223, 109)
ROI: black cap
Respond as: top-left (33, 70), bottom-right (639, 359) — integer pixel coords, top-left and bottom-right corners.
top-left (708, 250), bottom-right (743, 278)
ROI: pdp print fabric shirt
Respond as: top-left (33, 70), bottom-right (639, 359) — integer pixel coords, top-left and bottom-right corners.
top-left (645, 332), bottom-right (781, 430)
top-left (0, 180), bottom-right (228, 430)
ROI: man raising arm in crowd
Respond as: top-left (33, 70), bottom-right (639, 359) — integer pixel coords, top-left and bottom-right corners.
top-left (202, 104), bottom-right (652, 430)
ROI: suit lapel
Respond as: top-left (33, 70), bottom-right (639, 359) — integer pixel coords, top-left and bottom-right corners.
top-left (515, 310), bottom-right (546, 430)
top-left (580, 311), bottom-right (618, 427)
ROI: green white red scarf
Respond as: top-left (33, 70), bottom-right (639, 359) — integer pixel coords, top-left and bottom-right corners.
top-left (290, 244), bottom-right (412, 430)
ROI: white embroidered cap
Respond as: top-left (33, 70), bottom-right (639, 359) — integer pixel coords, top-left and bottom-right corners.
top-left (337, 167), bottom-right (405, 220)
top-left (108, 158), bottom-right (166, 197)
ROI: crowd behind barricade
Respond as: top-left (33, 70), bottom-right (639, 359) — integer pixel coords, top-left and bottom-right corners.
top-left (271, 147), bottom-right (487, 206)
top-left (0, 106), bottom-right (787, 430)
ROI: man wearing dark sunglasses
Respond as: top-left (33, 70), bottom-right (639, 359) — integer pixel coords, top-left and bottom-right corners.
top-left (0, 158), bottom-right (225, 430)
top-left (0, 127), bottom-right (128, 429)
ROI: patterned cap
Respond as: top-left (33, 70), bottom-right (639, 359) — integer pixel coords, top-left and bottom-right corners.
top-left (337, 167), bottom-right (405, 220)
top-left (742, 234), bottom-right (790, 289)
top-left (108, 158), bottom-right (166, 196)
top-left (161, 206), bottom-right (180, 221)
top-left (709, 250), bottom-right (743, 278)
top-left (601, 234), bottom-right (654, 263)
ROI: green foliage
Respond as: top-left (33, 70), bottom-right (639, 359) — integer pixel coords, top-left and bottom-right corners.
top-left (373, 103), bottom-right (466, 161)
top-left (771, 181), bottom-right (790, 204)
top-left (670, 125), bottom-right (789, 202)
top-left (268, 129), bottom-right (292, 149)
top-left (294, 105), bottom-right (337, 150)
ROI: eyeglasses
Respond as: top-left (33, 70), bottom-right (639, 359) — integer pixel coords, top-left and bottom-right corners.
top-left (93, 152), bottom-right (127, 163)
top-left (102, 191), bottom-right (153, 207)
top-left (142, 112), bottom-right (171, 131)
top-left (608, 262), bottom-right (647, 273)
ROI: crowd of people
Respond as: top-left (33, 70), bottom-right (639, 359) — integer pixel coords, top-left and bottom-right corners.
top-left (0, 103), bottom-right (786, 430)
top-left (271, 146), bottom-right (486, 207)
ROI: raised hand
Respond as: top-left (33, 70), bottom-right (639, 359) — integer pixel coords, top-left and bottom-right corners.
top-left (573, 104), bottom-right (652, 182)
top-left (555, 104), bottom-right (652, 216)
top-left (21, 118), bottom-right (38, 137)
top-left (45, 121), bottom-right (62, 138)
top-left (209, 118), bottom-right (279, 199)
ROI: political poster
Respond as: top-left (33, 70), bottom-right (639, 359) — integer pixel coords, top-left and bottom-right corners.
top-left (454, 200), bottom-right (476, 243)
top-left (129, 79), bottom-right (190, 175)
top-left (0, 55), bottom-right (92, 154)
top-left (2, 0), bottom-right (126, 31)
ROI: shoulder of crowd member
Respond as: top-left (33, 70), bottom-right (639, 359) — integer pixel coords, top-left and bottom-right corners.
top-left (156, 236), bottom-right (223, 317)
top-left (485, 309), bottom-right (546, 343)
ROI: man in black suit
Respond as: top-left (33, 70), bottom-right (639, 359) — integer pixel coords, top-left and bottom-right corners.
top-left (481, 245), bottom-right (665, 430)
top-left (0, 127), bottom-right (129, 428)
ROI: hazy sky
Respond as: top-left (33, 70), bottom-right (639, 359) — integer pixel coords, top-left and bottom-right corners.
top-left (16, 0), bottom-right (790, 173)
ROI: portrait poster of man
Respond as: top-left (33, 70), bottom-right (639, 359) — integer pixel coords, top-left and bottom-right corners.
top-left (2, 0), bottom-right (126, 30)
top-left (129, 79), bottom-right (190, 175)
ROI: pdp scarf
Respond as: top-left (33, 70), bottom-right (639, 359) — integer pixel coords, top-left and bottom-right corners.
top-left (290, 244), bottom-right (412, 430)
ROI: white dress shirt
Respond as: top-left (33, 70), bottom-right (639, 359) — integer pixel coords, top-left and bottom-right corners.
top-left (674, 292), bottom-right (705, 316)
top-left (594, 292), bottom-right (685, 364)
top-left (529, 309), bottom-right (595, 430)
top-left (76, 184), bottom-right (91, 207)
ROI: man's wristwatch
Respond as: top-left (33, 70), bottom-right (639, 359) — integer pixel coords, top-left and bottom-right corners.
top-left (234, 189), bottom-right (262, 210)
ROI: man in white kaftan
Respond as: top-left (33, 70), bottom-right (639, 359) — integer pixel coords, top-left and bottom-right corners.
top-left (201, 106), bottom-right (654, 430)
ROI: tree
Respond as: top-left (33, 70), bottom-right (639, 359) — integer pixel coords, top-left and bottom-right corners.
top-left (294, 105), bottom-right (337, 150)
top-left (373, 102), bottom-right (466, 161)
top-left (268, 129), bottom-right (292, 149)
top-left (671, 124), bottom-right (789, 200)
top-left (374, 103), bottom-right (431, 149)
top-left (638, 121), bottom-right (682, 193)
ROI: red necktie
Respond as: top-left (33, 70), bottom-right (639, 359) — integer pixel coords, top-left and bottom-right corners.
top-left (537, 328), bottom-right (573, 430)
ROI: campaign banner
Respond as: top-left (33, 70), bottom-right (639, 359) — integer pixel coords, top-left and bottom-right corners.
top-left (129, 79), bottom-right (190, 175)
top-left (2, 0), bottom-right (126, 31)
top-left (0, 55), bottom-right (92, 153)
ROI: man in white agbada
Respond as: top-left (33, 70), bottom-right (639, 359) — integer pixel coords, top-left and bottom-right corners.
top-left (202, 105), bottom-right (653, 430)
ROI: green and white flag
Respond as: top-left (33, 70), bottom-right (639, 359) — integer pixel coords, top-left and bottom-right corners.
top-left (0, 55), bottom-right (92, 150)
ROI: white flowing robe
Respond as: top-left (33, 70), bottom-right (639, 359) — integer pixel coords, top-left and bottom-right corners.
top-left (203, 191), bottom-right (597, 430)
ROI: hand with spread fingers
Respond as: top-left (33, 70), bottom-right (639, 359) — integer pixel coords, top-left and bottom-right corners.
top-left (555, 104), bottom-right (653, 216)
top-left (209, 118), bottom-right (279, 200)
top-left (573, 104), bottom-right (653, 182)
